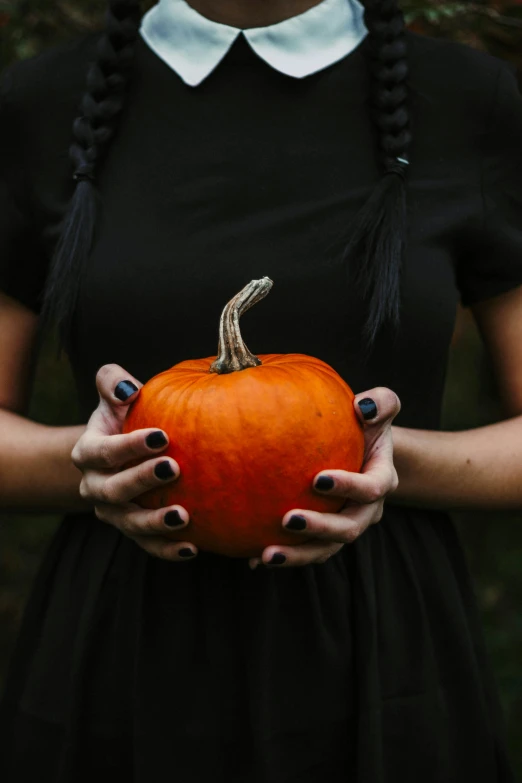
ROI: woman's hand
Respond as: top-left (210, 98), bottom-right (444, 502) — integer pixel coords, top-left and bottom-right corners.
top-left (248, 387), bottom-right (401, 570)
top-left (71, 364), bottom-right (198, 562)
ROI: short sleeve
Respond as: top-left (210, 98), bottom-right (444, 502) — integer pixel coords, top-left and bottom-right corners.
top-left (456, 62), bottom-right (522, 306)
top-left (0, 63), bottom-right (50, 313)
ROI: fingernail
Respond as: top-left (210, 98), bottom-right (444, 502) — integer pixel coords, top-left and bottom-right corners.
top-left (154, 460), bottom-right (175, 480)
top-left (269, 553), bottom-right (286, 565)
top-left (314, 476), bottom-right (335, 491)
top-left (358, 398), bottom-right (378, 420)
top-left (114, 380), bottom-right (138, 401)
top-left (164, 509), bottom-right (184, 527)
top-left (284, 514), bottom-right (307, 531)
top-left (146, 431), bottom-right (168, 449)
top-left (179, 548), bottom-right (196, 558)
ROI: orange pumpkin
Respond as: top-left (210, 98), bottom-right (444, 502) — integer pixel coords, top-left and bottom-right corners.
top-left (122, 278), bottom-right (364, 558)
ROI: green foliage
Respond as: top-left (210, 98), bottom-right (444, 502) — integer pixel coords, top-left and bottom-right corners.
top-left (402, 0), bottom-right (522, 65)
top-left (0, 0), bottom-right (155, 68)
top-left (404, 3), bottom-right (469, 25)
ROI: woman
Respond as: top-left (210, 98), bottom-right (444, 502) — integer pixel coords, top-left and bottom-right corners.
top-left (0, 0), bottom-right (520, 780)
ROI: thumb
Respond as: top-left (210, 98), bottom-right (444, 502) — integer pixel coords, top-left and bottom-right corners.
top-left (353, 387), bottom-right (401, 432)
top-left (88, 363), bottom-right (143, 434)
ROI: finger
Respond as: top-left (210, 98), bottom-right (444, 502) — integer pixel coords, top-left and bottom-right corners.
top-left (72, 427), bottom-right (170, 471)
top-left (88, 364), bottom-right (144, 435)
top-left (353, 387), bottom-right (401, 430)
top-left (249, 539), bottom-right (344, 570)
top-left (134, 535), bottom-right (198, 562)
top-left (280, 502), bottom-right (380, 542)
top-left (80, 455), bottom-right (180, 505)
top-left (97, 363), bottom-right (143, 406)
top-left (94, 502), bottom-right (198, 561)
top-left (94, 501), bottom-right (190, 538)
top-left (312, 463), bottom-right (398, 504)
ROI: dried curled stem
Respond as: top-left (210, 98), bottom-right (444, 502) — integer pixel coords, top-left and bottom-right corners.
top-left (209, 277), bottom-right (274, 374)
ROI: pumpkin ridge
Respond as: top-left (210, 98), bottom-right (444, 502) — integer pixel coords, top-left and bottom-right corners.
top-left (122, 279), bottom-right (364, 557)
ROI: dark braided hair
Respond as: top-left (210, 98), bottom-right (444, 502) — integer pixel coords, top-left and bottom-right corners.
top-left (347, 0), bottom-right (411, 342)
top-left (40, 0), bottom-right (142, 352)
top-left (41, 0), bottom-right (411, 352)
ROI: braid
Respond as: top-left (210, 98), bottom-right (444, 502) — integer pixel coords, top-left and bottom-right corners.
top-left (347, 0), bottom-right (412, 343)
top-left (41, 0), bottom-right (142, 353)
top-left (42, 0), bottom-right (409, 351)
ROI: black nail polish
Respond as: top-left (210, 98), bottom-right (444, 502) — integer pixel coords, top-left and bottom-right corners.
top-left (179, 548), bottom-right (195, 558)
top-left (154, 460), bottom-right (175, 480)
top-left (269, 553), bottom-right (286, 565)
top-left (114, 380), bottom-right (138, 401)
top-left (146, 431), bottom-right (168, 449)
top-left (164, 510), bottom-right (184, 527)
top-left (285, 515), bottom-right (307, 531)
top-left (358, 398), bottom-right (378, 421)
top-left (315, 476), bottom-right (335, 491)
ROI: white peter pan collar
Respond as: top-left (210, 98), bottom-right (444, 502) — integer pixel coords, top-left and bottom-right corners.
top-left (139, 0), bottom-right (368, 87)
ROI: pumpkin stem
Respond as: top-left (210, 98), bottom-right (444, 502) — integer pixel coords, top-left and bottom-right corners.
top-left (209, 277), bottom-right (274, 374)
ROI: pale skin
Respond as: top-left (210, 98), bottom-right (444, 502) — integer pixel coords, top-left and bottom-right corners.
top-left (2, 0), bottom-right (522, 569)
top-left (2, 282), bottom-right (522, 570)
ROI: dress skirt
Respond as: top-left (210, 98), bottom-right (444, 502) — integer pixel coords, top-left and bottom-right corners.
top-left (0, 504), bottom-right (515, 783)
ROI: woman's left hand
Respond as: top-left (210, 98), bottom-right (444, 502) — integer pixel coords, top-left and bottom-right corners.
top-left (248, 387), bottom-right (401, 570)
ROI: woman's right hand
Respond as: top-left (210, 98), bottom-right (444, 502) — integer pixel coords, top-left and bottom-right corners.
top-left (71, 364), bottom-right (198, 562)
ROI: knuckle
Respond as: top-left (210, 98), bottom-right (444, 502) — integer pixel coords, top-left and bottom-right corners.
top-left (156, 539), bottom-right (179, 561)
top-left (128, 432), bottom-right (148, 460)
top-left (136, 461), bottom-right (156, 490)
top-left (78, 478), bottom-right (91, 501)
top-left (93, 504), bottom-right (109, 523)
top-left (96, 364), bottom-right (116, 385)
top-left (315, 546), bottom-right (338, 565)
top-left (146, 549), bottom-right (164, 562)
top-left (373, 501), bottom-right (385, 524)
top-left (137, 539), bottom-right (160, 559)
top-left (95, 366), bottom-right (112, 395)
top-left (98, 481), bottom-right (118, 505)
top-left (366, 482), bottom-right (386, 504)
top-left (312, 517), bottom-right (329, 536)
top-left (140, 513), bottom-right (159, 536)
top-left (342, 526), bottom-right (360, 544)
top-left (315, 553), bottom-right (331, 564)
top-left (389, 469), bottom-right (399, 493)
top-left (98, 437), bottom-right (116, 469)
top-left (380, 387), bottom-right (401, 418)
top-left (71, 442), bottom-right (83, 468)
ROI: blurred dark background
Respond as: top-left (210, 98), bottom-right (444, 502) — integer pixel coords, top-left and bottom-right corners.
top-left (1, 0), bottom-right (522, 772)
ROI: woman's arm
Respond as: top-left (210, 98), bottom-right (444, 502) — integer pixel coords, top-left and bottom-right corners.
top-left (391, 285), bottom-right (522, 510)
top-left (0, 292), bottom-right (88, 514)
top-left (391, 417), bottom-right (522, 509)
top-left (0, 409), bottom-right (87, 513)
top-left (0, 293), bottom-right (201, 559)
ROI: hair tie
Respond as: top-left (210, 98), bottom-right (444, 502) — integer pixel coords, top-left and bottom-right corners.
top-left (385, 157), bottom-right (409, 180)
top-left (73, 169), bottom-right (95, 183)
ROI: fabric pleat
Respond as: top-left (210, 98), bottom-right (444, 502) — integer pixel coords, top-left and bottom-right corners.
top-left (0, 506), bottom-right (515, 783)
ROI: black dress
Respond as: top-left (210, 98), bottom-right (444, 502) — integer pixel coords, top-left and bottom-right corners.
top-left (0, 28), bottom-right (520, 783)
